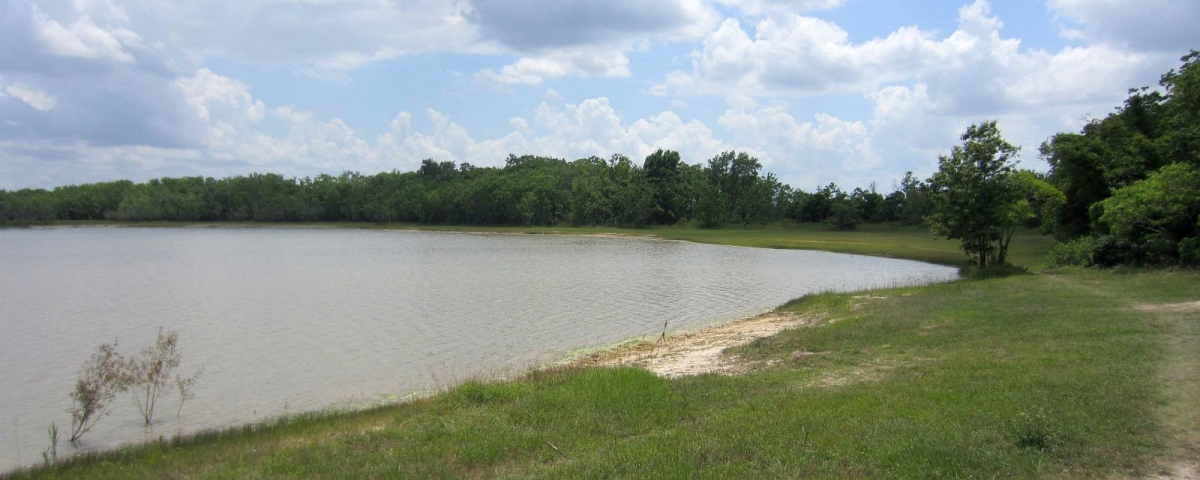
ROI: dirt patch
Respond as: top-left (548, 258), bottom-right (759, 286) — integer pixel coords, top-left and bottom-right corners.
top-left (1148, 462), bottom-right (1200, 480)
top-left (570, 312), bottom-right (812, 378)
top-left (1134, 301), bottom-right (1200, 313)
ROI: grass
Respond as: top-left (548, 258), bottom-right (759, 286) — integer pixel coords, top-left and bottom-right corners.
top-left (38, 220), bottom-right (1056, 267)
top-left (6, 226), bottom-right (1197, 479)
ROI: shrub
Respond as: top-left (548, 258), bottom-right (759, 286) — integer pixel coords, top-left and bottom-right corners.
top-left (68, 341), bottom-right (126, 443)
top-left (125, 327), bottom-right (185, 425)
top-left (1046, 235), bottom-right (1101, 267)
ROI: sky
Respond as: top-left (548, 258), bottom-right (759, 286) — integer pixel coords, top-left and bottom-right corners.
top-left (1, 0), bottom-right (1197, 192)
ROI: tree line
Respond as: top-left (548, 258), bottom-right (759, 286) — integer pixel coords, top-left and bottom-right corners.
top-left (3, 51), bottom-right (1197, 268)
top-left (0, 150), bottom-right (932, 230)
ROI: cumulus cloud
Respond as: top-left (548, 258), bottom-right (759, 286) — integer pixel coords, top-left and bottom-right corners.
top-left (1049, 0), bottom-right (1200, 51)
top-left (29, 2), bottom-right (138, 63)
top-left (378, 98), bottom-right (739, 168)
top-left (652, 0), bottom-right (1149, 110)
top-left (717, 104), bottom-right (879, 186)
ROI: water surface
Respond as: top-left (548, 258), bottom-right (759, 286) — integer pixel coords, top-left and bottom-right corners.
top-left (0, 227), bottom-right (957, 471)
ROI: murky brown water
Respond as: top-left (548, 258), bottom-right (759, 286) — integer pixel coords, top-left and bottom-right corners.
top-left (0, 227), bottom-right (957, 471)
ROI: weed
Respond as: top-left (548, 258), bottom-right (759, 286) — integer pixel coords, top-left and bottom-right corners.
top-left (1011, 407), bottom-right (1060, 452)
top-left (40, 424), bottom-right (57, 467)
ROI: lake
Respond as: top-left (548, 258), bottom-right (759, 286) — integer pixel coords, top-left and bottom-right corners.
top-left (0, 227), bottom-right (957, 471)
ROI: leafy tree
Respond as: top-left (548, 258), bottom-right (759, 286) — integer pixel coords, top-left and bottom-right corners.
top-left (643, 149), bottom-right (683, 224)
top-left (1098, 163), bottom-right (1200, 265)
top-left (927, 121), bottom-right (1021, 267)
top-left (895, 171), bottom-right (931, 225)
top-left (1156, 51), bottom-right (1200, 167)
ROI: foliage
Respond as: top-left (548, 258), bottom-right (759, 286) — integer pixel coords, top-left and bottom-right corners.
top-left (1041, 50), bottom-right (1200, 257)
top-left (1097, 163), bottom-right (1200, 266)
top-left (41, 423), bottom-right (58, 467)
top-left (1, 149), bottom-right (906, 231)
top-left (927, 121), bottom-right (1022, 267)
top-left (68, 341), bottom-right (126, 443)
top-left (1046, 235), bottom-right (1104, 267)
top-left (64, 329), bottom-right (201, 445)
top-left (176, 368), bottom-right (203, 423)
top-left (125, 328), bottom-right (189, 425)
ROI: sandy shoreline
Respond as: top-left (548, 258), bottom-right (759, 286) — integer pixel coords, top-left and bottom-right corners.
top-left (564, 311), bottom-right (813, 377)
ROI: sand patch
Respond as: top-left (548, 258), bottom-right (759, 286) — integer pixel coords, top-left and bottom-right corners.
top-left (571, 312), bottom-right (812, 378)
top-left (1135, 301), bottom-right (1200, 313)
top-left (1148, 462), bottom-right (1200, 480)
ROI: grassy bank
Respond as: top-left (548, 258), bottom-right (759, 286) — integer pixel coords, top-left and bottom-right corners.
top-left (33, 220), bottom-right (1056, 267)
top-left (7, 227), bottom-right (1196, 479)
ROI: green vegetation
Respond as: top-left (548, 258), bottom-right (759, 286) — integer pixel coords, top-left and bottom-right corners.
top-left (1042, 51), bottom-right (1200, 267)
top-left (0, 153), bottom-right (921, 232)
top-left (927, 120), bottom-right (1022, 267)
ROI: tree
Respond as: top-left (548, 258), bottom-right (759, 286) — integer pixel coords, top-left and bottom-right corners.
top-left (125, 328), bottom-right (191, 425)
top-left (68, 341), bottom-right (126, 443)
top-left (1098, 163), bottom-right (1200, 265)
top-left (927, 121), bottom-right (1021, 267)
top-left (643, 149), bottom-right (682, 224)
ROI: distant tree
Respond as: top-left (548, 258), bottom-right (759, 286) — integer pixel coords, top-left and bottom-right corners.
top-left (895, 171), bottom-right (932, 225)
top-left (643, 149), bottom-right (683, 224)
top-left (927, 121), bottom-right (1021, 267)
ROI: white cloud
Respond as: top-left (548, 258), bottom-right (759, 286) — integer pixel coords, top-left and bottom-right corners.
top-left (718, 105), bottom-right (878, 186)
top-left (5, 84), bottom-right (58, 111)
top-left (29, 2), bottom-right (138, 63)
top-left (1049, 0), bottom-right (1200, 51)
top-left (478, 49), bottom-right (632, 85)
top-left (653, 0), bottom-right (1151, 111)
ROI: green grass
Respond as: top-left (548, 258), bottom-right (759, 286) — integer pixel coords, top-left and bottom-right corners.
top-left (7, 226), bottom-right (1196, 479)
top-left (42, 220), bottom-right (1055, 267)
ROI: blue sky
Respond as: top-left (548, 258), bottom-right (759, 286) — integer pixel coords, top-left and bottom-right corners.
top-left (1, 0), bottom-right (1197, 192)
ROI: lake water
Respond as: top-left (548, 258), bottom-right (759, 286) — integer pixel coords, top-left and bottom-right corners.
top-left (0, 227), bottom-right (957, 471)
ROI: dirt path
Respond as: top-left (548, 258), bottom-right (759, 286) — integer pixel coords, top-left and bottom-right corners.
top-left (1136, 301), bottom-right (1200, 480)
top-left (570, 311), bottom-right (812, 377)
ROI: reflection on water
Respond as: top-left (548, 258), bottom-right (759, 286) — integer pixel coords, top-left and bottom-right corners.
top-left (0, 227), bottom-right (957, 471)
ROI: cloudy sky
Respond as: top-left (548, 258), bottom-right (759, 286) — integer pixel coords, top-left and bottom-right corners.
top-left (1, 0), bottom-right (1197, 191)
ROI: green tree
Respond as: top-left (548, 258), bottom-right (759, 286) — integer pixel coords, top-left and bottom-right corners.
top-left (643, 149), bottom-right (683, 224)
top-left (1098, 163), bottom-right (1200, 265)
top-left (927, 121), bottom-right (1021, 267)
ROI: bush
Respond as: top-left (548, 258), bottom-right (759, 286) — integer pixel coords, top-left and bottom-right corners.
top-left (1046, 236), bottom-right (1101, 267)
top-left (69, 341), bottom-right (126, 443)
top-left (961, 262), bottom-right (1030, 280)
top-left (1180, 236), bottom-right (1200, 267)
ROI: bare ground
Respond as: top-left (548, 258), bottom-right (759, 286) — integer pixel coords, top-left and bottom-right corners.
top-left (1137, 301), bottom-right (1200, 480)
top-left (570, 312), bottom-right (813, 378)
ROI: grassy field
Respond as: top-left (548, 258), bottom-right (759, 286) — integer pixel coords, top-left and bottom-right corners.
top-left (6, 225), bottom-right (1197, 479)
